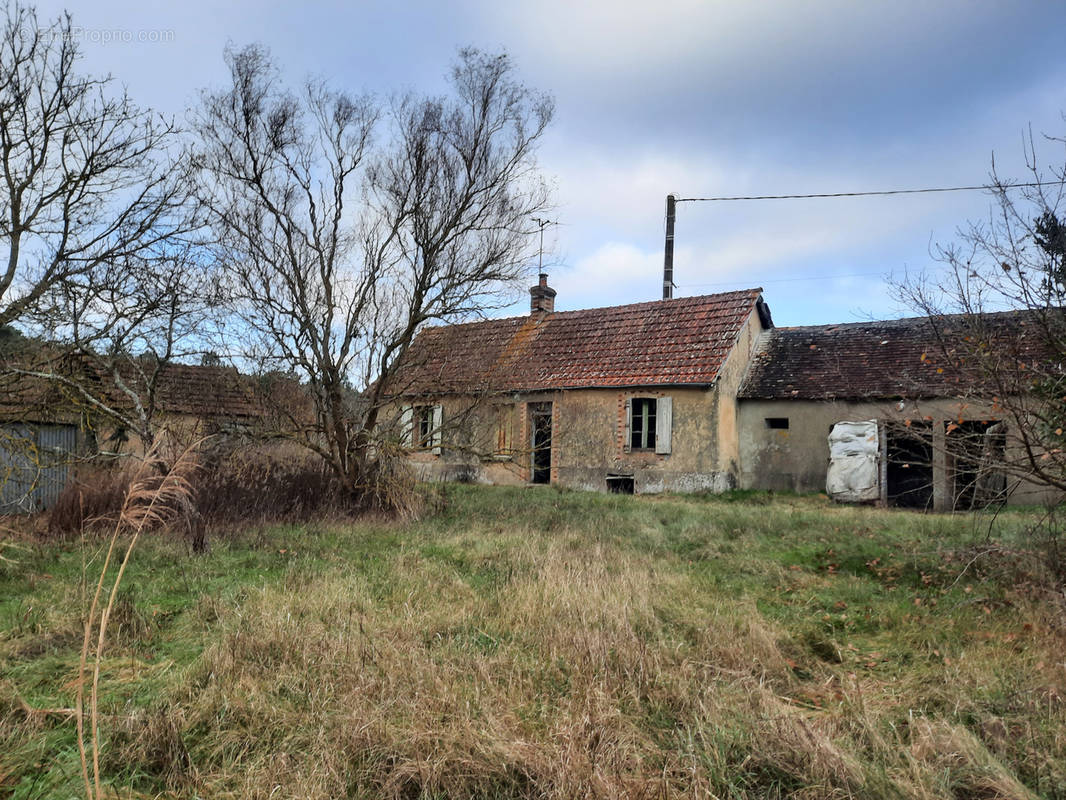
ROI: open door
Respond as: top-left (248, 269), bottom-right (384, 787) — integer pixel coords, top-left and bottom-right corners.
top-left (948, 420), bottom-right (1007, 509)
top-left (529, 402), bottom-right (552, 484)
top-left (885, 421), bottom-right (934, 509)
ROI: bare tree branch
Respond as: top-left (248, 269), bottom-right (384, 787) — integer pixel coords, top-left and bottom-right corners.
top-left (192, 45), bottom-right (553, 501)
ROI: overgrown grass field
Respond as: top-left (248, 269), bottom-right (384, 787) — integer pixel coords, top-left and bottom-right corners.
top-left (2, 486), bottom-right (1065, 798)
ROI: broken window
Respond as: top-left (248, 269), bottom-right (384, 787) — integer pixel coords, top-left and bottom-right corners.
top-left (765, 417), bottom-right (789, 429)
top-left (416, 405), bottom-right (434, 449)
top-left (606, 474), bottom-right (635, 494)
top-left (631, 398), bottom-right (657, 450)
top-left (624, 396), bottom-right (673, 454)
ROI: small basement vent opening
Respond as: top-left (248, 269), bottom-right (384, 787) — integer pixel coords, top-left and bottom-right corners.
top-left (765, 417), bottom-right (789, 430)
top-left (606, 474), bottom-right (635, 494)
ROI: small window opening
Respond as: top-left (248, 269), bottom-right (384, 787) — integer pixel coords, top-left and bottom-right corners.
top-left (631, 398), bottom-right (657, 450)
top-left (765, 417), bottom-right (789, 430)
top-left (606, 474), bottom-right (635, 494)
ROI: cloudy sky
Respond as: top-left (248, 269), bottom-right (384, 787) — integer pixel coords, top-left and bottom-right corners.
top-left (35, 0), bottom-right (1066, 325)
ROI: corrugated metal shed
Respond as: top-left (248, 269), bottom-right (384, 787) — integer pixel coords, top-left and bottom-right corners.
top-left (0, 423), bottom-right (76, 512)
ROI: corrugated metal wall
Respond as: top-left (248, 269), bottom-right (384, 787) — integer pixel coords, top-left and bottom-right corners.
top-left (0, 423), bottom-right (77, 513)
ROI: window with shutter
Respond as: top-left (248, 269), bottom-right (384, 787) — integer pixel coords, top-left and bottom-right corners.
top-left (625, 396), bottom-right (672, 454)
top-left (410, 404), bottom-right (442, 452)
top-left (630, 398), bottom-right (657, 450)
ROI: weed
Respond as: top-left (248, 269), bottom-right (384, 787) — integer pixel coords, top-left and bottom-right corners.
top-left (2, 487), bottom-right (1064, 798)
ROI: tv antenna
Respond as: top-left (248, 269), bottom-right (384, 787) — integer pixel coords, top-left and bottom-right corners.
top-left (532, 217), bottom-right (555, 274)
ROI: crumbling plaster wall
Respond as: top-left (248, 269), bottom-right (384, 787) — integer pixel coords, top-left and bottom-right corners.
top-left (406, 307), bottom-right (767, 494)
top-left (407, 386), bottom-right (733, 492)
top-left (737, 397), bottom-right (1058, 507)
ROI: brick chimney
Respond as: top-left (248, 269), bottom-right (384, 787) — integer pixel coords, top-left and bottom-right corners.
top-left (529, 272), bottom-right (556, 315)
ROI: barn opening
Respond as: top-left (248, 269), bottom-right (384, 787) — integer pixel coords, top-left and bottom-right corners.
top-left (948, 420), bottom-right (1007, 509)
top-left (885, 421), bottom-right (933, 509)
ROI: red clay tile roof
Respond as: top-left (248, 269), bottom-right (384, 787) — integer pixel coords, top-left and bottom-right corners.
top-left (392, 289), bottom-right (765, 395)
top-left (738, 310), bottom-right (1061, 400)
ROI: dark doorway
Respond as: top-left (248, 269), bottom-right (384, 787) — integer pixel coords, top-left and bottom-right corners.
top-left (530, 402), bottom-right (552, 484)
top-left (948, 420), bottom-right (1007, 510)
top-left (886, 422), bottom-right (934, 509)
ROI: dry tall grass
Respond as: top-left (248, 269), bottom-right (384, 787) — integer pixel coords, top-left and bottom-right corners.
top-left (122, 533), bottom-right (1059, 799)
top-left (50, 441), bottom-right (420, 541)
top-left (7, 488), bottom-right (1065, 798)
top-left (74, 437), bottom-right (198, 800)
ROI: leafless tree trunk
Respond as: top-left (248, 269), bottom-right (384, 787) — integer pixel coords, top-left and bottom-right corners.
top-left (192, 45), bottom-right (552, 504)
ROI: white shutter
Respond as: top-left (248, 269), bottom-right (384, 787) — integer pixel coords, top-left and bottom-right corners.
top-left (431, 404), bottom-right (443, 455)
top-left (655, 396), bottom-right (672, 455)
top-left (400, 405), bottom-right (414, 447)
top-left (623, 398), bottom-right (632, 453)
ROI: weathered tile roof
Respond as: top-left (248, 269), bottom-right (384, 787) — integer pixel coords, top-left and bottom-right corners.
top-left (739, 310), bottom-right (1061, 400)
top-left (0, 354), bottom-right (286, 423)
top-left (143, 363), bottom-right (270, 419)
top-left (392, 289), bottom-right (765, 395)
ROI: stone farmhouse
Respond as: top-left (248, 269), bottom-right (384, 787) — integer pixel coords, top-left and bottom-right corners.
top-left (392, 279), bottom-right (771, 495)
top-left (392, 275), bottom-right (1059, 509)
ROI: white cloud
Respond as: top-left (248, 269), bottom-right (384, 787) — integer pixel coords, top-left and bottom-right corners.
top-left (551, 242), bottom-right (662, 309)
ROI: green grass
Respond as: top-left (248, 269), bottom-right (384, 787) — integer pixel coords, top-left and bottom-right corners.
top-left (2, 486), bottom-right (1064, 799)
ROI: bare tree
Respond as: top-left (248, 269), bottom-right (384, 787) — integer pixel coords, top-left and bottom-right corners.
top-left (897, 127), bottom-right (1066, 496)
top-left (23, 241), bottom-right (215, 451)
top-left (0, 5), bottom-right (202, 452)
top-left (193, 45), bottom-right (553, 503)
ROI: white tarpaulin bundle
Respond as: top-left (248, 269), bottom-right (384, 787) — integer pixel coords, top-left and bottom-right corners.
top-left (826, 420), bottom-right (880, 502)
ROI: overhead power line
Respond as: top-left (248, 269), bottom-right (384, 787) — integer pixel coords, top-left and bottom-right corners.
top-left (677, 180), bottom-right (1053, 203)
top-left (680, 270), bottom-right (889, 289)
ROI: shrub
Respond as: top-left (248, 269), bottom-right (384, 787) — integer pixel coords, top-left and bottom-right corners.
top-left (47, 468), bottom-right (132, 538)
top-left (192, 445), bottom-right (355, 525)
top-left (47, 438), bottom-right (419, 539)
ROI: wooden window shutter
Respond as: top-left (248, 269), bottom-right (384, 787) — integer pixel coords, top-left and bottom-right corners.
top-left (623, 398), bottom-right (632, 453)
top-left (400, 405), bottom-right (413, 447)
top-left (655, 396), bottom-right (672, 455)
top-left (496, 405), bottom-right (513, 456)
top-left (431, 405), bottom-right (443, 455)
